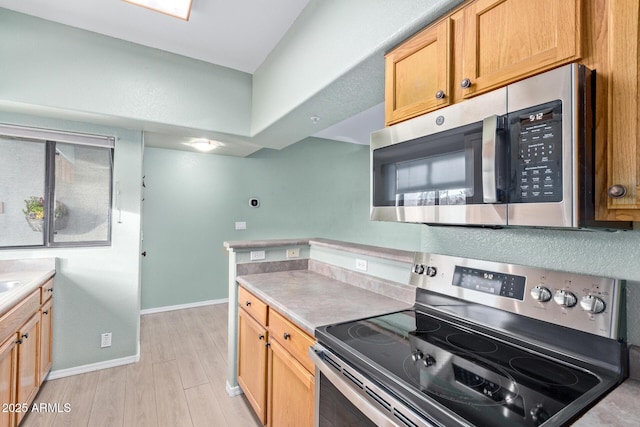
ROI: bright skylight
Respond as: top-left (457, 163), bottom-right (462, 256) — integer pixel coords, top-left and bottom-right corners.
top-left (123, 0), bottom-right (193, 21)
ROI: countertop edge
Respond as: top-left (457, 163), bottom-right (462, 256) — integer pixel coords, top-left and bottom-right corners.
top-left (224, 237), bottom-right (415, 264)
top-left (0, 269), bottom-right (55, 318)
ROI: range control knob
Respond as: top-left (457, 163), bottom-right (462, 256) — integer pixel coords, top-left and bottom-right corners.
top-left (413, 264), bottom-right (425, 275)
top-left (554, 290), bottom-right (577, 308)
top-left (580, 295), bottom-right (606, 314)
top-left (411, 350), bottom-right (424, 362)
top-left (530, 404), bottom-right (550, 426)
top-left (422, 355), bottom-right (436, 367)
top-left (425, 266), bottom-right (437, 277)
top-left (530, 285), bottom-right (552, 302)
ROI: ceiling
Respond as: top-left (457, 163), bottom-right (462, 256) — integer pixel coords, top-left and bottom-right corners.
top-left (0, 0), bottom-right (382, 153)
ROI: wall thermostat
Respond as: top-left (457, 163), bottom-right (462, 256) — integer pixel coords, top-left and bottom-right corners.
top-left (249, 198), bottom-right (260, 208)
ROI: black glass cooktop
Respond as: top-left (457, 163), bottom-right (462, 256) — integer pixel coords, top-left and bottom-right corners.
top-left (321, 310), bottom-right (601, 427)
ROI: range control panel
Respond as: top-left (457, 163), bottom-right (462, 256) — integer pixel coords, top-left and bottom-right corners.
top-left (410, 253), bottom-right (622, 339)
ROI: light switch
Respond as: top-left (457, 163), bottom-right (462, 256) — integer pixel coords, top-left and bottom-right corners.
top-left (235, 221), bottom-right (246, 230)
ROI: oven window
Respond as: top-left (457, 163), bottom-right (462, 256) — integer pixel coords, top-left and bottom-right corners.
top-left (373, 122), bottom-right (483, 207)
top-left (318, 373), bottom-right (378, 427)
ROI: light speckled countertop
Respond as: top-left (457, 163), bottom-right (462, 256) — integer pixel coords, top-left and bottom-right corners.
top-left (236, 269), bottom-right (412, 336)
top-left (0, 258), bottom-right (56, 317)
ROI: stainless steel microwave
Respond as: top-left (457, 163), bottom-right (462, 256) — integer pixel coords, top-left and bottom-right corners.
top-left (371, 63), bottom-right (629, 229)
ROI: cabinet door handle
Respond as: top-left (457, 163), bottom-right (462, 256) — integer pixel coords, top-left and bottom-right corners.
top-left (245, 301), bottom-right (251, 307)
top-left (283, 332), bottom-right (291, 340)
top-left (21, 333), bottom-right (29, 339)
top-left (608, 185), bottom-right (627, 198)
top-left (258, 334), bottom-right (265, 340)
top-left (461, 78), bottom-right (472, 88)
top-left (435, 90), bottom-right (445, 99)
top-left (265, 342), bottom-right (271, 348)
top-left (16, 339), bottom-right (23, 345)
top-left (48, 288), bottom-right (53, 293)
top-left (43, 310), bottom-right (49, 315)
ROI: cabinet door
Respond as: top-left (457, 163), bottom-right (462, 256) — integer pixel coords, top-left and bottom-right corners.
top-left (385, 19), bottom-right (451, 125)
top-left (602, 0), bottom-right (640, 216)
top-left (39, 299), bottom-right (53, 385)
top-left (16, 314), bottom-right (40, 425)
top-left (267, 339), bottom-right (314, 427)
top-left (461, 0), bottom-right (580, 97)
top-left (0, 336), bottom-right (17, 427)
top-left (237, 308), bottom-right (268, 424)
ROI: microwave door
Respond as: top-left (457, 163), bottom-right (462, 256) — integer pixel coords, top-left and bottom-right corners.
top-left (371, 88), bottom-right (508, 226)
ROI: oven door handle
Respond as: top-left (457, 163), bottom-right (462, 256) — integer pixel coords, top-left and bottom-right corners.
top-left (310, 345), bottom-right (437, 427)
top-left (482, 115), bottom-right (499, 204)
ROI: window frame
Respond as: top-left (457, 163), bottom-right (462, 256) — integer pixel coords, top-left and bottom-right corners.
top-left (0, 124), bottom-right (115, 249)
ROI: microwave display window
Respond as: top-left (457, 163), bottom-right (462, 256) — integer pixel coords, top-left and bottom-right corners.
top-left (373, 122), bottom-right (484, 207)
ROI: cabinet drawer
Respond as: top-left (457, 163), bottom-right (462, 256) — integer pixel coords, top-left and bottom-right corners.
top-left (238, 286), bottom-right (268, 326)
top-left (0, 289), bottom-right (40, 345)
top-left (40, 278), bottom-right (54, 304)
top-left (269, 310), bottom-right (315, 374)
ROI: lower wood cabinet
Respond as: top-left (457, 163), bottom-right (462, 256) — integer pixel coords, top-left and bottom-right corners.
top-left (0, 337), bottom-right (17, 427)
top-left (15, 314), bottom-right (40, 426)
top-left (237, 307), bottom-right (268, 424)
top-left (0, 277), bottom-right (54, 427)
top-left (268, 339), bottom-right (314, 427)
top-left (237, 285), bottom-right (315, 427)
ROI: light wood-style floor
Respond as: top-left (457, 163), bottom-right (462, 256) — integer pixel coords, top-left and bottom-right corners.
top-left (21, 304), bottom-right (261, 427)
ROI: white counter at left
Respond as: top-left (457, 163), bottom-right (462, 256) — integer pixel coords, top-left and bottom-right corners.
top-left (0, 258), bottom-right (56, 317)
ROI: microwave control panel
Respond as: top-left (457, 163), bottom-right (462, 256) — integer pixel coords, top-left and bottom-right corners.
top-left (510, 100), bottom-right (563, 203)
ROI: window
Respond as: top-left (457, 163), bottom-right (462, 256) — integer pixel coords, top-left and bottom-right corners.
top-left (0, 125), bottom-right (114, 248)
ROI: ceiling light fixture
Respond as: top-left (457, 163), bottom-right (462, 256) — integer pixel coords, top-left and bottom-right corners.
top-left (182, 139), bottom-right (223, 152)
top-left (310, 116), bottom-right (321, 124)
top-left (123, 0), bottom-right (193, 21)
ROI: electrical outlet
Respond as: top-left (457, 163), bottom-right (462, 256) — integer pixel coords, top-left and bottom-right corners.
top-left (286, 248), bottom-right (300, 258)
top-left (101, 332), bottom-right (112, 348)
top-left (250, 250), bottom-right (265, 261)
top-left (355, 259), bottom-right (368, 271)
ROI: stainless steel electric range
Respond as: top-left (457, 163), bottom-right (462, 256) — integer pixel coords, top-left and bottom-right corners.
top-left (311, 253), bottom-right (627, 427)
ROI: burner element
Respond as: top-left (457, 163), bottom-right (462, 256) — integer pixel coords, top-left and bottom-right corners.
top-left (509, 357), bottom-right (580, 386)
top-left (347, 324), bottom-right (399, 345)
top-left (446, 333), bottom-right (499, 354)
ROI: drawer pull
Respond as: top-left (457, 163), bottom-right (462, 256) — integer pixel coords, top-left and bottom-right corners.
top-left (43, 310), bottom-right (49, 315)
top-left (283, 332), bottom-right (291, 340)
top-left (245, 301), bottom-right (251, 307)
top-left (48, 288), bottom-right (54, 293)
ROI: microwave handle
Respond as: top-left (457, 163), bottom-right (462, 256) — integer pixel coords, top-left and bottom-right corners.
top-left (482, 115), bottom-right (499, 203)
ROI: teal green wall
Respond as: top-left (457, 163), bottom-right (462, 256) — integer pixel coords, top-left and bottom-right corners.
top-left (141, 138), bottom-right (422, 309)
top-left (0, 9), bottom-right (251, 136)
top-left (0, 112), bottom-right (143, 371)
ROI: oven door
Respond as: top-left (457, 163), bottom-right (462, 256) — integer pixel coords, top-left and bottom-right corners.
top-left (310, 344), bottom-right (437, 427)
top-left (370, 87), bottom-right (508, 226)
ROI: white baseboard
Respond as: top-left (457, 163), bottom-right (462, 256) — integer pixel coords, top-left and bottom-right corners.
top-left (46, 353), bottom-right (140, 380)
top-left (226, 380), bottom-right (243, 397)
top-left (140, 298), bottom-right (228, 315)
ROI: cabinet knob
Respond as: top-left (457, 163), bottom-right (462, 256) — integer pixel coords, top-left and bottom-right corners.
top-left (245, 301), bottom-right (251, 307)
top-left (461, 78), bottom-right (472, 88)
top-left (258, 334), bottom-right (265, 340)
top-left (435, 90), bottom-right (445, 100)
top-left (21, 333), bottom-right (29, 339)
top-left (43, 310), bottom-right (49, 315)
top-left (48, 288), bottom-right (53, 293)
top-left (283, 332), bottom-right (291, 340)
top-left (16, 339), bottom-right (23, 345)
top-left (608, 185), bottom-right (627, 198)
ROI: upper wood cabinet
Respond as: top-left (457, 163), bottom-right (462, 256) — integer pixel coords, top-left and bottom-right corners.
top-left (599, 0), bottom-right (640, 218)
top-left (385, 0), bottom-right (581, 124)
top-left (461, 0), bottom-right (581, 97)
top-left (385, 19), bottom-right (451, 125)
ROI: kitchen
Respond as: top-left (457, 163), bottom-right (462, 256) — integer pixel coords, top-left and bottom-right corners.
top-left (0, 0), bottom-right (639, 426)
